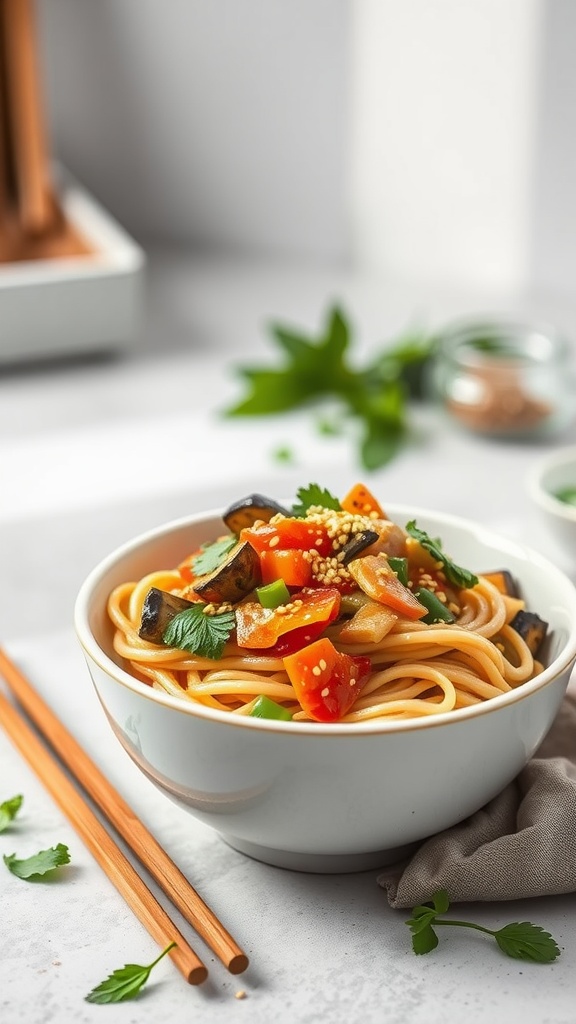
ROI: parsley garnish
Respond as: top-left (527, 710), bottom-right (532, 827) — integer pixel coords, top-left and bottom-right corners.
top-left (192, 536), bottom-right (237, 576)
top-left (405, 521), bottom-right (479, 589)
top-left (291, 483), bottom-right (342, 518)
top-left (85, 942), bottom-right (176, 1003)
top-left (406, 890), bottom-right (560, 963)
top-left (3, 842), bottom-right (70, 879)
top-left (225, 305), bottom-right (434, 470)
top-left (163, 603), bottom-right (236, 659)
top-left (0, 794), bottom-right (23, 833)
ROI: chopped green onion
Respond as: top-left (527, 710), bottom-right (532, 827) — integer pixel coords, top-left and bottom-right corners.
top-left (256, 579), bottom-right (291, 609)
top-left (249, 695), bottom-right (293, 721)
top-left (415, 587), bottom-right (455, 624)
top-left (388, 556), bottom-right (409, 586)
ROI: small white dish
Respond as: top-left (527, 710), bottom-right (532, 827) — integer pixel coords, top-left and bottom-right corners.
top-left (527, 445), bottom-right (576, 560)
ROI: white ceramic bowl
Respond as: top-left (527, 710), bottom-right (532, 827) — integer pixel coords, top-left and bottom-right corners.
top-left (74, 503), bottom-right (576, 873)
top-left (527, 445), bottom-right (576, 560)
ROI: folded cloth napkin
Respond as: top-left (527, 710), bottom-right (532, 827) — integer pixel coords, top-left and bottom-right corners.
top-left (378, 693), bottom-right (576, 907)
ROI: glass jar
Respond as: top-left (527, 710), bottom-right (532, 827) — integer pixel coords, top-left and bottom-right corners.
top-left (431, 317), bottom-right (574, 439)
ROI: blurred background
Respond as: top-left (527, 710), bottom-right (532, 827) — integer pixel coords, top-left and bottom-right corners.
top-left (36, 0), bottom-right (576, 298)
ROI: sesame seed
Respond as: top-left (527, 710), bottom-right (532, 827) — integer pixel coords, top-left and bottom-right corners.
top-left (321, 687), bottom-right (330, 697)
top-left (312, 665), bottom-right (322, 676)
top-left (268, 535), bottom-right (280, 548)
top-left (319, 658), bottom-right (327, 670)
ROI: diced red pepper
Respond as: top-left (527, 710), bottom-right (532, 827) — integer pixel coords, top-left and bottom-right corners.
top-left (235, 587), bottom-right (341, 649)
top-left (348, 554), bottom-right (427, 620)
top-left (283, 637), bottom-right (371, 722)
top-left (260, 548), bottom-right (313, 588)
top-left (241, 519), bottom-right (333, 557)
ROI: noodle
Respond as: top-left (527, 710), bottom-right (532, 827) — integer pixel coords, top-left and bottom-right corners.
top-left (107, 568), bottom-right (541, 724)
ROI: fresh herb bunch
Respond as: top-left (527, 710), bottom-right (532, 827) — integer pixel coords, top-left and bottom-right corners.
top-left (225, 305), bottom-right (435, 471)
top-left (406, 890), bottom-right (560, 963)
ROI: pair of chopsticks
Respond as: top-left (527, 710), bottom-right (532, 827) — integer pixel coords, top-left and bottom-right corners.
top-left (0, 647), bottom-right (249, 986)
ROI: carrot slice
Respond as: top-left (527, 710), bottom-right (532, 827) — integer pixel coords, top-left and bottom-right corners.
top-left (341, 483), bottom-right (386, 518)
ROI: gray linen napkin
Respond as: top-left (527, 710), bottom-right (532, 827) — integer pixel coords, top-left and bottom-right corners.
top-left (378, 693), bottom-right (576, 907)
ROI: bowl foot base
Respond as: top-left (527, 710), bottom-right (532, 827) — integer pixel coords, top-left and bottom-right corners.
top-left (221, 834), bottom-right (418, 873)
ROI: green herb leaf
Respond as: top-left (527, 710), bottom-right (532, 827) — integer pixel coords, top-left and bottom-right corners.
top-left (192, 536), bottom-right (237, 575)
top-left (554, 486), bottom-right (576, 507)
top-left (494, 922), bottom-right (561, 963)
top-left (405, 521), bottom-right (479, 589)
top-left (0, 794), bottom-right (23, 833)
top-left (3, 842), bottom-right (70, 879)
top-left (163, 604), bottom-right (236, 659)
top-left (85, 942), bottom-right (176, 1003)
top-left (225, 305), bottom-right (434, 471)
top-left (405, 890), bottom-right (561, 964)
top-left (291, 483), bottom-right (342, 518)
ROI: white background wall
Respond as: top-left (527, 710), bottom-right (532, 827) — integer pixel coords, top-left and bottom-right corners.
top-left (38, 0), bottom-right (576, 297)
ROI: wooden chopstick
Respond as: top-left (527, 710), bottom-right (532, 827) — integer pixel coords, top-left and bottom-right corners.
top-left (0, 0), bottom-right (57, 235)
top-left (0, 647), bottom-right (249, 976)
top-left (0, 685), bottom-right (207, 985)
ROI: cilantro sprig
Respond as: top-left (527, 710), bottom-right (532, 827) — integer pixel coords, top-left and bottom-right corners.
top-left (85, 942), bottom-right (176, 1004)
top-left (405, 521), bottom-right (479, 589)
top-left (163, 603), bottom-right (236, 659)
top-left (291, 483), bottom-right (342, 518)
top-left (225, 305), bottom-right (434, 470)
top-left (0, 794), bottom-right (23, 833)
top-left (192, 536), bottom-right (237, 576)
top-left (406, 890), bottom-right (560, 963)
top-left (3, 842), bottom-right (70, 880)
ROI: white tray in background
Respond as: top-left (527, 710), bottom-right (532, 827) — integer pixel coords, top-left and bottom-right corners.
top-left (0, 167), bottom-right (145, 364)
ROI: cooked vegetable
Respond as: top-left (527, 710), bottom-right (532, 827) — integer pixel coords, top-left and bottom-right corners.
top-left (482, 570), bottom-right (519, 597)
top-left (510, 610), bottom-right (548, 656)
top-left (242, 517), bottom-right (332, 557)
top-left (256, 578), bottom-right (291, 609)
top-left (348, 554), bottom-right (428, 620)
top-left (341, 482), bottom-right (386, 517)
top-left (337, 601), bottom-right (398, 644)
top-left (222, 493), bottom-right (290, 533)
top-left (139, 588), bottom-right (200, 644)
top-left (236, 588), bottom-right (341, 650)
top-left (283, 637), bottom-right (371, 722)
top-left (405, 522), bottom-right (479, 589)
top-left (340, 529), bottom-right (380, 564)
top-left (260, 548), bottom-right (313, 588)
top-left (192, 540), bottom-right (261, 604)
top-left (415, 587), bottom-right (456, 624)
top-left (249, 695), bottom-right (293, 721)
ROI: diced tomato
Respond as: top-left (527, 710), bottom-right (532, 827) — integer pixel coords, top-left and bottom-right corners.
top-left (260, 548), bottom-right (313, 588)
top-left (235, 587), bottom-right (341, 649)
top-left (340, 483), bottom-right (386, 519)
top-left (241, 518), bottom-right (333, 557)
top-left (283, 637), bottom-right (371, 722)
top-left (348, 554), bottom-right (427, 620)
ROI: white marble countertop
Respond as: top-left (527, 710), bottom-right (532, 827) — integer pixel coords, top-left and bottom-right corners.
top-left (1, 250), bottom-right (576, 1024)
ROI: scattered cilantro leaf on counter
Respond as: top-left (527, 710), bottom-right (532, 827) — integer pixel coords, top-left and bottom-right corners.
top-left (0, 794), bottom-right (23, 833)
top-left (224, 305), bottom-right (435, 471)
top-left (405, 521), bottom-right (479, 589)
top-left (163, 603), bottom-right (236, 659)
top-left (85, 942), bottom-right (176, 1004)
top-left (291, 483), bottom-right (342, 517)
top-left (3, 842), bottom-right (70, 880)
top-left (193, 536), bottom-right (237, 575)
top-left (406, 890), bottom-right (560, 963)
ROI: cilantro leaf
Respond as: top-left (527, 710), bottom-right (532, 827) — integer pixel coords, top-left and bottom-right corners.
top-left (85, 942), bottom-right (176, 1003)
top-left (0, 794), bottom-right (23, 833)
top-left (405, 521), bottom-right (479, 589)
top-left (405, 890), bottom-right (560, 963)
top-left (494, 922), bottom-right (561, 963)
top-left (291, 483), bottom-right (342, 517)
top-left (225, 305), bottom-right (434, 471)
top-left (3, 843), bottom-right (70, 879)
top-left (163, 603), bottom-right (236, 659)
top-left (192, 536), bottom-right (237, 576)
